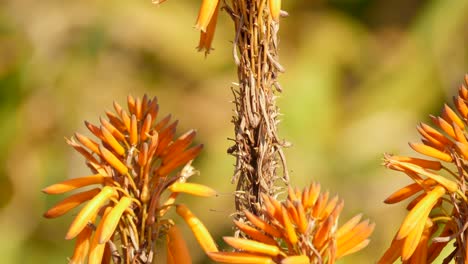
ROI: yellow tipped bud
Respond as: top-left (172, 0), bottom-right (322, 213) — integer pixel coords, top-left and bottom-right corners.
top-left (166, 224), bottom-right (192, 264)
top-left (66, 186), bottom-right (117, 240)
top-left (223, 237), bottom-right (282, 257)
top-left (99, 145), bottom-right (128, 175)
top-left (44, 188), bottom-right (101, 218)
top-left (409, 142), bottom-right (452, 162)
top-left (269, 0), bottom-right (281, 21)
top-left (281, 255), bottom-right (310, 264)
top-left (69, 226), bottom-right (93, 264)
top-left (281, 206), bottom-right (298, 245)
top-left (88, 206), bottom-right (112, 264)
top-left (176, 204), bottom-right (218, 254)
top-left (99, 196), bottom-right (132, 244)
top-left (397, 186), bottom-right (445, 240)
top-left (195, 0), bottom-right (220, 32)
top-left (168, 182), bottom-right (217, 197)
top-left (42, 174), bottom-right (106, 194)
top-left (100, 126), bottom-right (125, 156)
top-left (207, 252), bottom-right (274, 264)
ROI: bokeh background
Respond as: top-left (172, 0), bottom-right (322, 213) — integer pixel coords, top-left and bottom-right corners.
top-left (1, 0), bottom-right (468, 263)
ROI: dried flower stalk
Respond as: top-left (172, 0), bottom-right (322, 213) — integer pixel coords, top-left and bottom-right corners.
top-left (224, 0), bottom-right (289, 220)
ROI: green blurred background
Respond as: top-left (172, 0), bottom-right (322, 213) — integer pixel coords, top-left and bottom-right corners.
top-left (1, 0), bottom-right (468, 263)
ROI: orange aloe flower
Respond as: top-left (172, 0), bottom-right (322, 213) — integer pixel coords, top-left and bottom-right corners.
top-left (42, 95), bottom-right (217, 263)
top-left (206, 183), bottom-right (374, 264)
top-left (152, 0), bottom-right (283, 55)
top-left (379, 75), bottom-right (468, 263)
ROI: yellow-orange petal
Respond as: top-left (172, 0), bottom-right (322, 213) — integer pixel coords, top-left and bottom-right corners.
top-left (75, 132), bottom-right (101, 154)
top-left (408, 142), bottom-right (452, 162)
top-left (88, 206), bottom-right (112, 264)
top-left (140, 114), bottom-right (153, 142)
top-left (388, 155), bottom-right (442, 171)
top-left (397, 186), bottom-right (445, 240)
top-left (99, 196), bottom-right (132, 244)
top-left (431, 116), bottom-right (456, 139)
top-left (453, 122), bottom-right (468, 145)
top-left (455, 141), bottom-right (468, 159)
top-left (269, 0), bottom-right (281, 21)
top-left (295, 202), bottom-right (308, 233)
top-left (377, 236), bottom-right (404, 264)
top-left (207, 252), bottom-right (274, 264)
top-left (100, 117), bottom-right (126, 142)
top-left (336, 214), bottom-right (362, 239)
top-left (66, 186), bottom-right (117, 240)
top-left (336, 220), bottom-right (375, 258)
top-left (281, 255), bottom-right (310, 264)
top-left (442, 104), bottom-right (465, 129)
top-left (99, 145), bottom-right (128, 175)
top-left (130, 114), bottom-right (138, 146)
top-left (401, 218), bottom-right (432, 260)
top-left (44, 188), bottom-right (101, 218)
top-left (419, 123), bottom-right (453, 146)
top-left (384, 183), bottom-right (423, 204)
top-left (454, 96), bottom-right (468, 118)
top-left (223, 237), bottom-right (281, 257)
top-left (197, 0), bottom-right (219, 55)
top-left (100, 126), bottom-right (125, 156)
top-left (168, 182), bottom-right (217, 197)
top-left (166, 224), bottom-right (192, 264)
top-left (42, 174), bottom-right (106, 194)
top-left (281, 206), bottom-right (298, 245)
top-left (69, 225), bottom-right (93, 264)
top-left (176, 204), bottom-right (218, 254)
top-left (195, 0), bottom-right (220, 32)
top-left (394, 161), bottom-right (457, 192)
top-left (233, 220), bottom-right (277, 245)
top-left (244, 210), bottom-right (282, 238)
top-left (158, 144), bottom-right (203, 176)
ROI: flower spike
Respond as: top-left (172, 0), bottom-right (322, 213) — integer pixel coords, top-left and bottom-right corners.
top-left (381, 75), bottom-right (468, 263)
top-left (42, 95), bottom-right (213, 263)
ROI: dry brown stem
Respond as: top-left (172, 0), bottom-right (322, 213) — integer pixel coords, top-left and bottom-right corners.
top-left (224, 0), bottom-right (289, 220)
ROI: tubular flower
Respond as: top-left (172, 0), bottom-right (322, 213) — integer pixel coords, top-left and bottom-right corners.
top-left (42, 95), bottom-right (216, 263)
top-left (379, 75), bottom-right (468, 263)
top-left (207, 183), bottom-right (374, 264)
top-left (152, 0), bottom-right (284, 55)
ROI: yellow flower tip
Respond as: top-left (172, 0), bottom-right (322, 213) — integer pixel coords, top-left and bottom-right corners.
top-left (168, 182), bottom-right (217, 197)
top-left (408, 142), bottom-right (452, 162)
top-left (233, 220), bottom-right (277, 245)
top-left (195, 0), bottom-right (220, 32)
top-left (69, 226), bottom-right (93, 264)
top-left (196, 0), bottom-right (220, 56)
top-left (269, 0), bottom-right (281, 21)
top-left (383, 183), bottom-right (422, 204)
top-left (65, 186), bottom-right (117, 240)
top-left (98, 196), bottom-right (133, 244)
top-left (176, 204), bottom-right (218, 254)
top-left (167, 224), bottom-right (192, 264)
top-left (396, 186), bottom-right (445, 240)
top-left (98, 145), bottom-right (128, 175)
top-left (280, 255), bottom-right (310, 264)
top-left (223, 236), bottom-right (281, 257)
top-left (88, 206), bottom-right (113, 264)
top-left (44, 188), bottom-right (101, 218)
top-left (207, 252), bottom-right (275, 264)
top-left (42, 174), bottom-right (106, 194)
